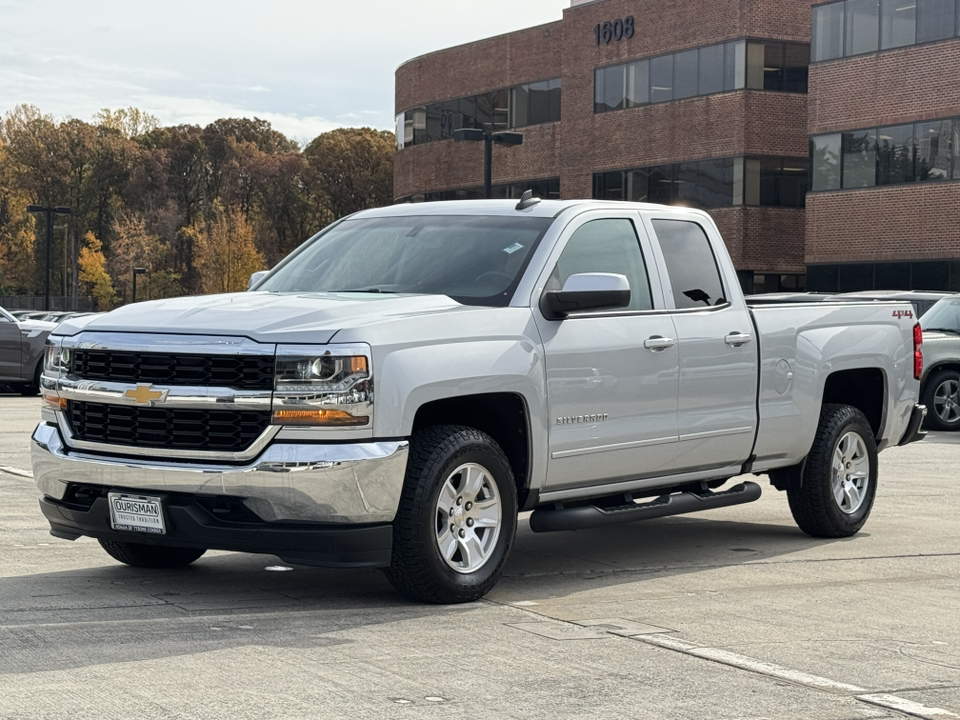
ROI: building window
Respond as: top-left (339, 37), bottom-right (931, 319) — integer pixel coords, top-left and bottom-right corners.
top-left (811, 133), bottom-right (842, 190)
top-left (592, 156), bottom-right (805, 208)
top-left (811, 116), bottom-right (960, 190)
top-left (592, 39), bottom-right (804, 115)
top-left (808, 261), bottom-right (960, 292)
top-left (397, 80), bottom-right (561, 150)
top-left (813, 0), bottom-right (959, 61)
top-left (396, 178), bottom-right (560, 204)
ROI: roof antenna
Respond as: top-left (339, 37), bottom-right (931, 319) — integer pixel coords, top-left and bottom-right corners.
top-left (515, 189), bottom-right (541, 210)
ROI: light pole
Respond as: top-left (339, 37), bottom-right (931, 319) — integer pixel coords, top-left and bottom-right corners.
top-left (132, 267), bottom-right (147, 303)
top-left (26, 205), bottom-right (71, 311)
top-left (453, 128), bottom-right (523, 199)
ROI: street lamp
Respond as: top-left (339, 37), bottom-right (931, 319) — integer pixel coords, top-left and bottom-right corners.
top-left (132, 267), bottom-right (147, 303)
top-left (26, 205), bottom-right (71, 311)
top-left (453, 128), bottom-right (523, 199)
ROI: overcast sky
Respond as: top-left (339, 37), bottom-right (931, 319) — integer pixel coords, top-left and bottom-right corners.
top-left (0, 0), bottom-right (570, 143)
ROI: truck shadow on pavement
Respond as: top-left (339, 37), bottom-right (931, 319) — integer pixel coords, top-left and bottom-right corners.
top-left (0, 512), bottom-right (846, 675)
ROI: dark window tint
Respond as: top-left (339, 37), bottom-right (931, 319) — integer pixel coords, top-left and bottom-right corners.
top-left (783, 43), bottom-right (811, 92)
top-left (877, 124), bottom-right (915, 183)
top-left (808, 264), bottom-right (840, 292)
top-left (595, 66), bottom-right (625, 113)
top-left (553, 220), bottom-right (654, 311)
top-left (594, 171), bottom-right (625, 200)
top-left (813, 2), bottom-right (846, 60)
top-left (917, 0), bottom-right (955, 42)
top-left (258, 215), bottom-right (553, 307)
top-left (838, 263), bottom-right (874, 291)
top-left (876, 263), bottom-right (910, 288)
top-left (842, 129), bottom-right (877, 187)
top-left (913, 261), bottom-right (950, 289)
top-left (846, 0), bottom-right (880, 54)
top-left (653, 220), bottom-right (728, 309)
top-left (627, 169), bottom-right (650, 202)
top-left (699, 44), bottom-right (725, 95)
top-left (881, 0), bottom-right (916, 48)
top-left (811, 134), bottom-right (842, 190)
top-left (692, 158), bottom-right (735, 208)
top-left (650, 55), bottom-right (674, 103)
top-left (750, 158), bottom-right (808, 207)
top-left (674, 49), bottom-right (699, 99)
top-left (647, 165), bottom-right (677, 203)
top-left (763, 43), bottom-right (786, 90)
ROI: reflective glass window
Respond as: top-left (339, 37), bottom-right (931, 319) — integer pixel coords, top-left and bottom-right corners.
top-left (653, 220), bottom-right (727, 309)
top-left (626, 60), bottom-right (650, 107)
top-left (913, 261), bottom-right (949, 289)
top-left (694, 158), bottom-right (735, 207)
top-left (647, 164), bottom-right (676, 202)
top-left (425, 103), bottom-right (443, 143)
top-left (915, 121), bottom-right (952, 181)
top-left (838, 263), bottom-right (875, 291)
top-left (440, 99), bottom-right (462, 138)
top-left (846, 0), bottom-right (880, 54)
top-left (593, 171), bottom-right (625, 200)
top-left (746, 42), bottom-right (765, 88)
top-left (627, 169), bottom-right (650, 202)
top-left (395, 113), bottom-right (405, 150)
top-left (881, 0), bottom-right (916, 47)
top-left (813, 2), bottom-right (845, 60)
top-left (808, 264), bottom-right (840, 291)
top-left (811, 133), bottom-right (843, 190)
top-left (674, 49), bottom-right (699, 99)
top-left (876, 263), bottom-right (911, 289)
top-left (527, 80), bottom-right (554, 125)
top-left (783, 43), bottom-right (811, 92)
top-left (699, 44), bottom-right (725, 95)
top-left (753, 158), bottom-right (808, 206)
top-left (676, 162), bottom-right (701, 205)
top-left (650, 55), bottom-right (674, 103)
top-left (842, 129), bottom-right (877, 188)
top-left (954, 121), bottom-right (960, 179)
top-left (595, 65), bottom-right (626, 113)
top-left (460, 97), bottom-right (478, 128)
top-left (491, 89), bottom-right (509, 131)
top-left (553, 220), bottom-right (654, 312)
top-left (916, 0), bottom-right (955, 42)
top-left (877, 124), bottom-right (915, 184)
top-left (763, 42), bottom-right (786, 90)
top-left (725, 40), bottom-right (746, 90)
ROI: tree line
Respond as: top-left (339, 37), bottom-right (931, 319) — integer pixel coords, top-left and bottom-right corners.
top-left (0, 105), bottom-right (395, 308)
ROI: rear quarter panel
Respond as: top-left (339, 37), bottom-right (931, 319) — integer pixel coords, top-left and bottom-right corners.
top-left (750, 301), bottom-right (918, 470)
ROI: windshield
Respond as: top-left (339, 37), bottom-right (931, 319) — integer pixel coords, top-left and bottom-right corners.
top-left (258, 214), bottom-right (554, 307)
top-left (920, 298), bottom-right (960, 332)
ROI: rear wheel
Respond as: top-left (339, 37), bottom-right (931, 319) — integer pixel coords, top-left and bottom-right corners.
top-left (788, 404), bottom-right (877, 538)
top-left (18, 362), bottom-right (41, 396)
top-left (99, 539), bottom-right (206, 568)
top-left (385, 425), bottom-right (517, 604)
top-left (922, 369), bottom-right (960, 431)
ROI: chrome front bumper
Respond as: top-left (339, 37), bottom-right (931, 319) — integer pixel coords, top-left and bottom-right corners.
top-left (31, 422), bottom-right (409, 524)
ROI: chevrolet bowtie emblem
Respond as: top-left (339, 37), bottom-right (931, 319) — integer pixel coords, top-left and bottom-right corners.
top-left (123, 385), bottom-right (167, 405)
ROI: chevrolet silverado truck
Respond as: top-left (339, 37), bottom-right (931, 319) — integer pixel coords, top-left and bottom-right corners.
top-left (32, 198), bottom-right (927, 603)
top-left (0, 305), bottom-right (55, 395)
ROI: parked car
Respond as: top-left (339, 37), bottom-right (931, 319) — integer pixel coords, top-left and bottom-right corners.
top-left (33, 199), bottom-right (925, 603)
top-left (0, 306), bottom-right (56, 394)
top-left (918, 297), bottom-right (960, 430)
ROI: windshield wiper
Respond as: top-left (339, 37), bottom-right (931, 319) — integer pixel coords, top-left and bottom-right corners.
top-left (328, 288), bottom-right (399, 294)
top-left (923, 327), bottom-right (960, 334)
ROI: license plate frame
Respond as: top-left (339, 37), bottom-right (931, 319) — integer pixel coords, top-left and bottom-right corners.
top-left (108, 493), bottom-right (166, 535)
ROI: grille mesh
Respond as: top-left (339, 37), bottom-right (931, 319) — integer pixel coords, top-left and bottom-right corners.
top-left (68, 401), bottom-right (270, 453)
top-left (71, 351), bottom-right (274, 390)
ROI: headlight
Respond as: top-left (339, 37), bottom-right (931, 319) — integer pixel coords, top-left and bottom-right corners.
top-left (41, 339), bottom-right (68, 417)
top-left (272, 344), bottom-right (372, 427)
top-left (44, 341), bottom-right (70, 376)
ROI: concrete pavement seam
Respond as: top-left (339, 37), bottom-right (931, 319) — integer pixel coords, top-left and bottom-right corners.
top-left (0, 465), bottom-right (32, 479)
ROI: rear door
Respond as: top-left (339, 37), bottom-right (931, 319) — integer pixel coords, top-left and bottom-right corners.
top-left (644, 215), bottom-right (758, 474)
top-left (533, 211), bottom-right (679, 493)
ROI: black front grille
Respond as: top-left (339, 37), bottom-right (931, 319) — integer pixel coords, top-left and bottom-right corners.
top-left (71, 351), bottom-right (274, 390)
top-left (68, 401), bottom-right (271, 453)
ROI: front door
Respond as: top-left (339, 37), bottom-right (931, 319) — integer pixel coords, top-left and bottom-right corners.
top-left (0, 314), bottom-right (21, 382)
top-left (534, 213), bottom-right (679, 493)
top-left (645, 216), bottom-right (758, 474)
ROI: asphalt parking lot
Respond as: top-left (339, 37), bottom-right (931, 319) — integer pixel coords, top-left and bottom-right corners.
top-left (1, 393), bottom-right (958, 720)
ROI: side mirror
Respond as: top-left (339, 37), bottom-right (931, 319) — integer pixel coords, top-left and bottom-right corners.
top-left (247, 270), bottom-right (269, 290)
top-left (540, 273), bottom-right (631, 320)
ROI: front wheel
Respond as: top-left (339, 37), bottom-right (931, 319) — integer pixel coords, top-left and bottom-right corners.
top-left (922, 369), bottom-right (960, 431)
top-left (385, 425), bottom-right (518, 604)
top-left (788, 404), bottom-right (878, 538)
top-left (99, 539), bottom-right (206, 568)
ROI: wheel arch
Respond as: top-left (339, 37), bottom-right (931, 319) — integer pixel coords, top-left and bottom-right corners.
top-left (821, 367), bottom-right (886, 439)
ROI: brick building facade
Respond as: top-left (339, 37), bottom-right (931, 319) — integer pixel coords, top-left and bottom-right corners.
top-left (395, 0), bottom-right (960, 293)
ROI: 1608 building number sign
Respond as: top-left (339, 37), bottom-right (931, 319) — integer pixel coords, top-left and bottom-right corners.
top-left (594, 16), bottom-right (635, 45)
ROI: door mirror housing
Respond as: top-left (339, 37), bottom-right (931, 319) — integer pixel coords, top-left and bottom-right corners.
top-left (247, 270), bottom-right (269, 290)
top-left (540, 273), bottom-right (631, 320)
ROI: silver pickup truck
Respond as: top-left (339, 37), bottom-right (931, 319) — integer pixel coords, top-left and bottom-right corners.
top-left (32, 199), bottom-right (926, 603)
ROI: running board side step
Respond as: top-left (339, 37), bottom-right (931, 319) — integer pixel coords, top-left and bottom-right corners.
top-left (528, 481), bottom-right (762, 533)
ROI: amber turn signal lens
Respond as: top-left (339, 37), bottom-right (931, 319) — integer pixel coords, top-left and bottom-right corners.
top-left (271, 409), bottom-right (368, 426)
top-left (43, 395), bottom-right (67, 410)
top-left (348, 356), bottom-right (368, 375)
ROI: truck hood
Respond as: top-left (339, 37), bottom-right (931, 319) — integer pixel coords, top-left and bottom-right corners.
top-left (53, 292), bottom-right (470, 344)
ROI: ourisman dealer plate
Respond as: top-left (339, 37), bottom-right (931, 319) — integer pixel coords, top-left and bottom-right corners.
top-left (108, 493), bottom-right (166, 534)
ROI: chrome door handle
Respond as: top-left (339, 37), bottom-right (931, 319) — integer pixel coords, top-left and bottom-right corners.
top-left (725, 332), bottom-right (752, 347)
top-left (644, 336), bottom-right (676, 351)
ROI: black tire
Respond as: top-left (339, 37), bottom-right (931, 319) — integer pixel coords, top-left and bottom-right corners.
top-left (384, 425), bottom-right (518, 604)
top-left (99, 539), bottom-right (206, 568)
top-left (18, 362), bottom-right (41, 396)
top-left (788, 404), bottom-right (878, 538)
top-left (922, 369), bottom-right (960, 431)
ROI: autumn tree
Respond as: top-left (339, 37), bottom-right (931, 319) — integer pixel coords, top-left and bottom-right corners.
top-left (77, 232), bottom-right (117, 310)
top-left (189, 202), bottom-right (264, 294)
top-left (0, 140), bottom-right (35, 293)
top-left (304, 127), bottom-right (394, 220)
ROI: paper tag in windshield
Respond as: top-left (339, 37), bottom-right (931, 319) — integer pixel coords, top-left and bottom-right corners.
top-left (503, 243), bottom-right (524, 255)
